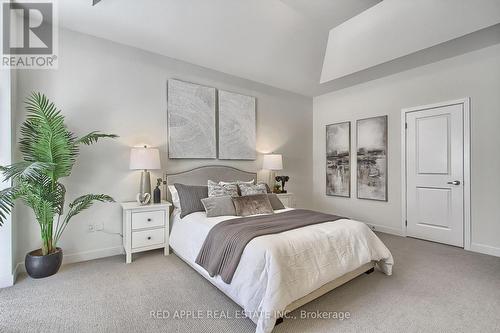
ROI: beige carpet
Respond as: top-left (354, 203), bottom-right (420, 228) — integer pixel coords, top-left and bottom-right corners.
top-left (1, 233), bottom-right (499, 333)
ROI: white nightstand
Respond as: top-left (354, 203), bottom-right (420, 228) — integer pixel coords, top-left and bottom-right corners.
top-left (276, 193), bottom-right (295, 208)
top-left (121, 201), bottom-right (172, 263)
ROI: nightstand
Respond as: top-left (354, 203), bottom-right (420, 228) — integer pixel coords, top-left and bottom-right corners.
top-left (121, 201), bottom-right (172, 263)
top-left (277, 193), bottom-right (295, 208)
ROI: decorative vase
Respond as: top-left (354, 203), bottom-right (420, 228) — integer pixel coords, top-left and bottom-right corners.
top-left (153, 185), bottom-right (161, 204)
top-left (25, 247), bottom-right (63, 279)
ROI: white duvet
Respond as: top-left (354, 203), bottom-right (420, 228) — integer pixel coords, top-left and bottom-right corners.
top-left (169, 208), bottom-right (393, 333)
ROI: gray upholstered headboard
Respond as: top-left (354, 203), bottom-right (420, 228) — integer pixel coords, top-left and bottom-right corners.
top-left (166, 166), bottom-right (257, 201)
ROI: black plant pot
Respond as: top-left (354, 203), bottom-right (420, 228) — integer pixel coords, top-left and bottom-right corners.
top-left (25, 247), bottom-right (63, 279)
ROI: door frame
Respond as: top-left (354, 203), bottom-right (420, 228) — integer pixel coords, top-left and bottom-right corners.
top-left (401, 98), bottom-right (471, 250)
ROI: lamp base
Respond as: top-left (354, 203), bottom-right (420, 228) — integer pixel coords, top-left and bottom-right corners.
top-left (140, 170), bottom-right (152, 196)
top-left (268, 171), bottom-right (276, 188)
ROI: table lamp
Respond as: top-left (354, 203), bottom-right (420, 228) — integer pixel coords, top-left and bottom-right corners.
top-left (129, 146), bottom-right (161, 201)
top-left (263, 154), bottom-right (283, 189)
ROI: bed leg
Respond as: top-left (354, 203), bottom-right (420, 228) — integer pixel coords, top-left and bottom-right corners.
top-left (365, 267), bottom-right (375, 275)
top-left (275, 317), bottom-right (283, 326)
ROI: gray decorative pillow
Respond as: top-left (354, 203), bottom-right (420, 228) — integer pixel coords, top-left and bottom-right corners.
top-left (173, 184), bottom-right (208, 218)
top-left (201, 196), bottom-right (236, 217)
top-left (220, 179), bottom-right (255, 196)
top-left (208, 180), bottom-right (239, 198)
top-left (267, 193), bottom-right (285, 210)
top-left (258, 182), bottom-right (272, 193)
top-left (238, 183), bottom-right (268, 196)
top-left (232, 194), bottom-right (274, 217)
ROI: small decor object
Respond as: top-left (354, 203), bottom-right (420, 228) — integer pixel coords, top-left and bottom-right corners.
top-left (153, 178), bottom-right (162, 204)
top-left (275, 175), bottom-right (290, 193)
top-left (326, 122), bottom-right (351, 197)
top-left (357, 115), bottom-right (388, 201)
top-left (129, 146), bottom-right (161, 204)
top-left (136, 193), bottom-right (151, 205)
top-left (263, 154), bottom-right (283, 188)
top-left (218, 90), bottom-right (256, 160)
top-left (167, 79), bottom-right (216, 159)
top-left (272, 184), bottom-right (281, 194)
top-left (0, 93), bottom-right (117, 279)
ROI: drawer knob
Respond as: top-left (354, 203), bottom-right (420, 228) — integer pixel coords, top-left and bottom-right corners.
top-left (147, 236), bottom-right (152, 240)
top-left (147, 218), bottom-right (152, 222)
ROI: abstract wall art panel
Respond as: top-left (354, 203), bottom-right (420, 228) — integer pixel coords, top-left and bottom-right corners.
top-left (326, 122), bottom-right (351, 197)
top-left (167, 80), bottom-right (216, 159)
top-left (356, 115), bottom-right (388, 201)
top-left (218, 90), bottom-right (256, 160)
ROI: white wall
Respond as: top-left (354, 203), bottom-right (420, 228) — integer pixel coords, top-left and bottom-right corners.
top-left (0, 69), bottom-right (13, 287)
top-left (13, 29), bottom-right (313, 266)
top-left (314, 43), bottom-right (500, 255)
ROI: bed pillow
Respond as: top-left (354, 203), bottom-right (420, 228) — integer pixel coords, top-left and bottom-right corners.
top-left (208, 180), bottom-right (239, 198)
top-left (258, 182), bottom-right (272, 193)
top-left (173, 183), bottom-right (208, 218)
top-left (238, 183), bottom-right (268, 196)
top-left (201, 196), bottom-right (236, 217)
top-left (267, 193), bottom-right (285, 210)
top-left (220, 179), bottom-right (255, 196)
top-left (168, 185), bottom-right (181, 210)
top-left (232, 194), bottom-right (274, 217)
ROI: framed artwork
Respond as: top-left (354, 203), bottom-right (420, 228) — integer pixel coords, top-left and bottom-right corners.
top-left (218, 90), bottom-right (256, 160)
top-left (326, 122), bottom-right (351, 197)
top-left (167, 79), bottom-right (216, 159)
top-left (356, 115), bottom-right (388, 201)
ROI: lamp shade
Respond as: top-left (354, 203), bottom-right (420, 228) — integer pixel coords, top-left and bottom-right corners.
top-left (129, 147), bottom-right (161, 170)
top-left (262, 154), bottom-right (283, 171)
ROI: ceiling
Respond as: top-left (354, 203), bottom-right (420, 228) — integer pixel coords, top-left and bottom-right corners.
top-left (58, 0), bottom-right (381, 96)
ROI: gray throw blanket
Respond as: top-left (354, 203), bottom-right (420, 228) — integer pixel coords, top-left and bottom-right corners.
top-left (195, 209), bottom-right (345, 284)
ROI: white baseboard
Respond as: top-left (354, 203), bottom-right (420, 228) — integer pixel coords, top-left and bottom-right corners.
top-left (0, 273), bottom-right (14, 289)
top-left (15, 246), bottom-right (124, 275)
top-left (470, 242), bottom-right (500, 258)
top-left (365, 223), bottom-right (404, 236)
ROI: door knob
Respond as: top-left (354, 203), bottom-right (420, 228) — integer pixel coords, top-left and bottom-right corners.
top-left (447, 180), bottom-right (461, 185)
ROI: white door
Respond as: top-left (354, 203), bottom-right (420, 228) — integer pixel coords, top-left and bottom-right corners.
top-left (406, 103), bottom-right (464, 247)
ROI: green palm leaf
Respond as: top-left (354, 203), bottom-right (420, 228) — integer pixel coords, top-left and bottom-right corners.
top-left (21, 92), bottom-right (78, 181)
top-left (75, 131), bottom-right (118, 145)
top-left (0, 187), bottom-right (16, 226)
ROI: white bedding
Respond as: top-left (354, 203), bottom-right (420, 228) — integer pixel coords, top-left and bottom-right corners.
top-left (169, 208), bottom-right (394, 333)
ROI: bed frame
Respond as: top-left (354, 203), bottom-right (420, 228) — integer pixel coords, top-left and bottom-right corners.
top-left (166, 165), bottom-right (376, 325)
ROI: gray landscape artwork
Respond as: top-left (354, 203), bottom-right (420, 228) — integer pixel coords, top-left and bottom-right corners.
top-left (357, 115), bottom-right (388, 201)
top-left (167, 80), bottom-right (216, 159)
top-left (326, 122), bottom-right (351, 197)
top-left (218, 90), bottom-right (256, 160)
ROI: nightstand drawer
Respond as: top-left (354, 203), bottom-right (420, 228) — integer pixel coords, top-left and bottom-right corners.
top-left (131, 210), bottom-right (165, 230)
top-left (132, 228), bottom-right (165, 249)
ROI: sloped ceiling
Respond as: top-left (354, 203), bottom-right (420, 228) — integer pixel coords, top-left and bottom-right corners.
top-left (321, 0), bottom-right (500, 83)
top-left (58, 0), bottom-right (380, 96)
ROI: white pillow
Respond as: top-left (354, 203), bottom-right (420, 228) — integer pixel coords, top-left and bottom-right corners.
top-left (168, 185), bottom-right (181, 210)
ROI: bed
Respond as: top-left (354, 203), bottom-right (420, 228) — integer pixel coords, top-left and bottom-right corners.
top-left (167, 166), bottom-right (393, 333)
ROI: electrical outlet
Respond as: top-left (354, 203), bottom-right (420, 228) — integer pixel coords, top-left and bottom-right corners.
top-left (94, 223), bottom-right (104, 231)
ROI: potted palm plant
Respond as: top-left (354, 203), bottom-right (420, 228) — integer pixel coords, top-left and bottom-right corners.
top-left (0, 93), bottom-right (117, 279)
